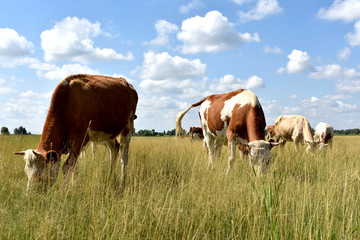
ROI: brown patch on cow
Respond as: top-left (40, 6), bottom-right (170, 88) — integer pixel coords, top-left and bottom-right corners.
top-left (227, 103), bottom-right (266, 143)
top-left (205, 89), bottom-right (246, 135)
top-left (267, 125), bottom-right (275, 136)
top-left (322, 132), bottom-right (332, 144)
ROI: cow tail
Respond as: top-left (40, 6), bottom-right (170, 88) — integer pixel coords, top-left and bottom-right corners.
top-left (175, 98), bottom-right (207, 137)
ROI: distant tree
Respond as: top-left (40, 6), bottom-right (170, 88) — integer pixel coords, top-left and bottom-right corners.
top-left (1, 127), bottom-right (10, 135)
top-left (14, 126), bottom-right (29, 135)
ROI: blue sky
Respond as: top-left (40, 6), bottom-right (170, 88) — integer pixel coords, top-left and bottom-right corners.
top-left (1, 0), bottom-right (360, 134)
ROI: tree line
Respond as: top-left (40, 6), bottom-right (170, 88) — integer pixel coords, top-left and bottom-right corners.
top-left (1, 126), bottom-right (360, 136)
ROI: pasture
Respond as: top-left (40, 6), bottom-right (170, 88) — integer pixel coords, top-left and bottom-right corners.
top-left (1, 135), bottom-right (360, 239)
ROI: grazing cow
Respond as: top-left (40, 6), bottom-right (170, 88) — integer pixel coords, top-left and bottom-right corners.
top-left (314, 122), bottom-right (334, 150)
top-left (266, 125), bottom-right (276, 140)
top-left (176, 89), bottom-right (280, 175)
top-left (189, 127), bottom-right (204, 141)
top-left (14, 74), bottom-right (138, 192)
top-left (274, 115), bottom-right (317, 152)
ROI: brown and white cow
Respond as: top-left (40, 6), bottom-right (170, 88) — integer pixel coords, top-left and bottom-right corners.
top-left (266, 124), bottom-right (276, 140)
top-left (189, 127), bottom-right (204, 141)
top-left (14, 74), bottom-right (138, 192)
top-left (274, 115), bottom-right (317, 152)
top-left (176, 89), bottom-right (280, 175)
top-left (314, 122), bottom-right (334, 150)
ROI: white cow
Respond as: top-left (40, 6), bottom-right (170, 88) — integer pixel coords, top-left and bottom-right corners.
top-left (314, 122), bottom-right (334, 150)
top-left (275, 115), bottom-right (317, 152)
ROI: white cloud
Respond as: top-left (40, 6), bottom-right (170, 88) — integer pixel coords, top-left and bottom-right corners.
top-left (37, 64), bottom-right (100, 80)
top-left (338, 47), bottom-right (351, 60)
top-left (1, 57), bottom-right (99, 81)
top-left (309, 64), bottom-right (342, 79)
top-left (303, 95), bottom-right (357, 113)
top-left (209, 74), bottom-right (264, 92)
top-left (0, 28), bottom-right (34, 58)
top-left (177, 11), bottom-right (260, 54)
top-left (317, 0), bottom-right (360, 22)
top-left (345, 20), bottom-right (360, 46)
top-left (139, 51), bottom-right (206, 94)
top-left (285, 49), bottom-right (312, 74)
top-left (264, 46), bottom-right (282, 54)
top-left (40, 16), bottom-right (134, 63)
top-left (336, 80), bottom-right (360, 92)
top-left (179, 0), bottom-right (204, 14)
top-left (140, 51), bottom-right (205, 80)
top-left (238, 0), bottom-right (283, 22)
top-left (144, 20), bottom-right (179, 46)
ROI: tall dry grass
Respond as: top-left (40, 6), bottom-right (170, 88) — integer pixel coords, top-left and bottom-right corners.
top-left (1, 135), bottom-right (360, 239)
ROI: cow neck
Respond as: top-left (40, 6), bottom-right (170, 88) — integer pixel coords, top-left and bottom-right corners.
top-left (36, 109), bottom-right (65, 156)
top-left (302, 120), bottom-right (314, 142)
top-left (247, 106), bottom-right (266, 142)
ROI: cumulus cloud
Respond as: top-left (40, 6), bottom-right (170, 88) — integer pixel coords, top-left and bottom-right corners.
top-left (40, 17), bottom-right (134, 63)
top-left (317, 0), bottom-right (360, 22)
top-left (139, 51), bottom-right (206, 94)
top-left (1, 57), bottom-right (99, 81)
top-left (179, 0), bottom-right (204, 14)
top-left (177, 11), bottom-right (260, 54)
top-left (237, 0), bottom-right (283, 22)
top-left (284, 49), bottom-right (313, 74)
top-left (140, 51), bottom-right (205, 80)
top-left (302, 95), bottom-right (356, 114)
top-left (338, 47), bottom-right (351, 60)
top-left (336, 80), bottom-right (360, 92)
top-left (345, 20), bottom-right (360, 46)
top-left (209, 74), bottom-right (264, 92)
top-left (309, 64), bottom-right (343, 79)
top-left (0, 28), bottom-right (34, 58)
top-left (144, 20), bottom-right (179, 46)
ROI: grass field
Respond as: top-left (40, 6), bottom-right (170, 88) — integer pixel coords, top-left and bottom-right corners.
top-left (1, 135), bottom-right (360, 239)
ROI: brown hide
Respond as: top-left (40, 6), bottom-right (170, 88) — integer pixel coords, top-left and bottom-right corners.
top-left (202, 89), bottom-right (266, 144)
top-left (36, 74), bottom-right (138, 160)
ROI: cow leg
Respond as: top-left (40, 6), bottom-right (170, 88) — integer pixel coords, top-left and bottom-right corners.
top-left (119, 133), bottom-right (131, 183)
top-left (204, 134), bottom-right (215, 168)
top-left (106, 138), bottom-right (120, 181)
top-left (62, 135), bottom-right (89, 185)
top-left (226, 140), bottom-right (236, 175)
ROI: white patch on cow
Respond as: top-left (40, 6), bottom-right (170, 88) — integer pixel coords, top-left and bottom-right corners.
top-left (220, 90), bottom-right (258, 121)
top-left (199, 100), bottom-right (210, 131)
top-left (88, 130), bottom-right (113, 142)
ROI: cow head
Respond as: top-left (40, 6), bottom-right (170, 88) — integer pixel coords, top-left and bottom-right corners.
top-left (247, 140), bottom-right (280, 176)
top-left (14, 149), bottom-right (60, 192)
top-left (305, 140), bottom-right (317, 152)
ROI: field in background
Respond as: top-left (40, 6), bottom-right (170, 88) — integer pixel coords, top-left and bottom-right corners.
top-left (1, 135), bottom-right (360, 239)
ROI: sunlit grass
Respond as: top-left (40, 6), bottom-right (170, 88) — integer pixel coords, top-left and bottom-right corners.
top-left (1, 135), bottom-right (360, 239)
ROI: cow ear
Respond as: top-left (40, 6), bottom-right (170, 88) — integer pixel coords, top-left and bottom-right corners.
top-left (46, 150), bottom-right (58, 162)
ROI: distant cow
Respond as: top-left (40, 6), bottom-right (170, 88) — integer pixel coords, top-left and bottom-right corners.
top-left (189, 127), bottom-right (204, 141)
top-left (274, 115), bottom-right (317, 152)
top-left (266, 125), bottom-right (276, 140)
top-left (314, 122), bottom-right (334, 150)
top-left (15, 74), bottom-right (138, 192)
top-left (176, 89), bottom-right (280, 175)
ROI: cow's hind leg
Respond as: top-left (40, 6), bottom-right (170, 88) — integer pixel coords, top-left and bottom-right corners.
top-left (226, 140), bottom-right (236, 175)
